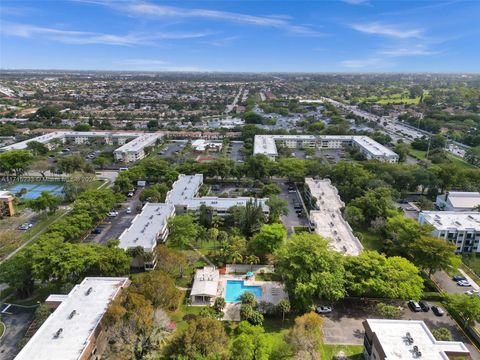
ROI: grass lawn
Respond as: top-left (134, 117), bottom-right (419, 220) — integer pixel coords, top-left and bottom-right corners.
top-left (0, 322), bottom-right (4, 338)
top-left (409, 148), bottom-right (427, 160)
top-left (353, 226), bottom-right (382, 251)
top-left (447, 154), bottom-right (476, 169)
top-left (168, 292), bottom-right (208, 332)
top-left (321, 344), bottom-right (364, 359)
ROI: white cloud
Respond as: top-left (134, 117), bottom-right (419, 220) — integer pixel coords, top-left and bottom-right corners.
top-left (351, 22), bottom-right (423, 39)
top-left (341, 57), bottom-right (392, 69)
top-left (1, 22), bottom-right (212, 46)
top-left (81, 0), bottom-right (324, 36)
top-left (380, 45), bottom-right (439, 57)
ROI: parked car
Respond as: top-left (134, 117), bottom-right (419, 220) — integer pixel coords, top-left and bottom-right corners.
top-left (408, 300), bottom-right (421, 312)
top-left (18, 223), bottom-right (33, 231)
top-left (91, 228), bottom-right (102, 234)
top-left (457, 280), bottom-right (471, 287)
top-left (108, 211), bottom-right (119, 217)
top-left (431, 305), bottom-right (445, 316)
top-left (315, 306), bottom-right (332, 314)
top-left (452, 275), bottom-right (467, 281)
top-left (288, 186), bottom-right (296, 193)
top-left (127, 192), bottom-right (134, 197)
top-left (126, 207), bottom-right (132, 214)
top-left (419, 300), bottom-right (430, 312)
top-left (466, 289), bottom-right (479, 296)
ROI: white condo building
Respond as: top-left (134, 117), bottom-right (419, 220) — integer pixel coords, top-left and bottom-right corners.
top-left (418, 211), bottom-right (480, 253)
top-left (15, 277), bottom-right (130, 360)
top-left (253, 135), bottom-right (398, 162)
top-left (363, 319), bottom-right (470, 360)
top-left (305, 178), bottom-right (363, 255)
top-left (436, 191), bottom-right (480, 212)
top-left (119, 174), bottom-right (269, 269)
top-left (0, 130), bottom-right (163, 163)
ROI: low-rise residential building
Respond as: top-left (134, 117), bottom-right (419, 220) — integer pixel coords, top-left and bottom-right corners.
top-left (305, 178), bottom-right (363, 255)
top-left (363, 319), bottom-right (470, 360)
top-left (118, 203), bottom-right (175, 269)
top-left (190, 266), bottom-right (220, 304)
top-left (191, 139), bottom-right (223, 152)
top-left (418, 211), bottom-right (480, 253)
top-left (113, 133), bottom-right (162, 162)
top-left (436, 192), bottom-right (480, 212)
top-left (253, 135), bottom-right (398, 162)
top-left (15, 277), bottom-right (130, 360)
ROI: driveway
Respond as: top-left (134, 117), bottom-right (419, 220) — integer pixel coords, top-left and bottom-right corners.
top-left (273, 180), bottom-right (308, 235)
top-left (0, 305), bottom-right (36, 360)
top-left (320, 299), bottom-right (480, 359)
top-left (433, 270), bottom-right (479, 295)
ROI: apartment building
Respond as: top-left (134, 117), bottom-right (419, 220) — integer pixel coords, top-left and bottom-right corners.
top-left (118, 203), bottom-right (175, 269)
top-left (418, 211), bottom-right (480, 253)
top-left (305, 178), bottom-right (363, 256)
top-left (113, 133), bottom-right (162, 163)
top-left (363, 319), bottom-right (470, 360)
top-left (15, 277), bottom-right (130, 360)
top-left (436, 191), bottom-right (480, 212)
top-left (253, 135), bottom-right (398, 162)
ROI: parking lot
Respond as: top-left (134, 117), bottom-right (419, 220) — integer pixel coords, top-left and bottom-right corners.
top-left (274, 179), bottom-right (308, 234)
top-left (289, 148), bottom-right (347, 163)
top-left (433, 270), bottom-right (480, 295)
top-left (226, 141), bottom-right (244, 162)
top-left (0, 304), bottom-right (36, 360)
top-left (83, 190), bottom-right (141, 245)
top-left (157, 141), bottom-right (186, 158)
top-left (321, 299), bottom-right (480, 359)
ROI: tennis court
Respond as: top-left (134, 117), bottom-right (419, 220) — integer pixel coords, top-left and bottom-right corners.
top-left (5, 182), bottom-right (65, 200)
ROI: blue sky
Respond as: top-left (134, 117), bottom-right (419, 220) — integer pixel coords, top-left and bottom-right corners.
top-left (1, 0), bottom-right (479, 72)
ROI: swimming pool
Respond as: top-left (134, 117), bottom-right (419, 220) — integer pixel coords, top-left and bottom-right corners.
top-left (225, 280), bottom-right (262, 303)
top-left (5, 183), bottom-right (64, 200)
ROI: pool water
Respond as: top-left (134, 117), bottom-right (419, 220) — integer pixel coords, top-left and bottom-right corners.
top-left (225, 280), bottom-right (262, 303)
top-left (5, 183), bottom-right (64, 200)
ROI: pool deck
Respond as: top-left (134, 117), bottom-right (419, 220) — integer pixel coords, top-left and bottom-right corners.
top-left (219, 275), bottom-right (288, 306)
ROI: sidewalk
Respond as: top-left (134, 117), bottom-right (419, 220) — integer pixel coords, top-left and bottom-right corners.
top-left (459, 269), bottom-right (480, 291)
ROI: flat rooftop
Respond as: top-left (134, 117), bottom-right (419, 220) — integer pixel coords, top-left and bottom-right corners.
top-left (252, 134), bottom-right (397, 159)
top-left (305, 178), bottom-right (344, 211)
top-left (118, 203), bottom-right (174, 251)
top-left (353, 136), bottom-right (397, 157)
top-left (185, 197), bottom-right (269, 212)
top-left (15, 277), bottom-right (129, 360)
top-left (0, 131), bottom-right (66, 151)
top-left (113, 133), bottom-right (161, 153)
top-left (441, 192), bottom-right (480, 210)
top-left (364, 319), bottom-right (470, 360)
top-left (419, 211), bottom-right (480, 231)
top-left (310, 210), bottom-right (362, 255)
top-left (165, 174), bottom-right (203, 204)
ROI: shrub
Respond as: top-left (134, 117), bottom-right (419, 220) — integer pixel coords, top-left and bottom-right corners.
top-left (376, 303), bottom-right (401, 319)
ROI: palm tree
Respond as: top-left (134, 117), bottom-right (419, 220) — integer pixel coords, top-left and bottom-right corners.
top-left (230, 251), bottom-right (243, 274)
top-left (245, 255), bottom-right (260, 271)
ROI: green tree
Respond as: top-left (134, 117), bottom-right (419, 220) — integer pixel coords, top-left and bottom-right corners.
top-left (168, 317), bottom-right (230, 359)
top-left (277, 299), bottom-right (291, 324)
top-left (275, 232), bottom-right (346, 310)
top-left (0, 150), bottom-right (34, 176)
top-left (446, 294), bottom-right (480, 327)
top-left (214, 297), bottom-right (226, 312)
top-left (168, 214), bottom-right (198, 248)
top-left (228, 200), bottom-right (266, 237)
top-left (286, 312), bottom-right (323, 360)
top-left (376, 303), bottom-right (401, 319)
top-left (266, 195), bottom-right (289, 223)
top-left (26, 141), bottom-right (48, 156)
top-left (249, 223), bottom-right (287, 257)
top-left (431, 327), bottom-right (453, 341)
top-left (245, 154), bottom-right (272, 180)
top-left (465, 146), bottom-right (480, 166)
top-left (260, 183), bottom-right (281, 197)
top-left (57, 155), bottom-right (86, 174)
top-left (232, 321), bottom-right (274, 360)
top-left (394, 142), bottom-right (410, 162)
top-left (26, 191), bottom-right (62, 213)
top-left (409, 236), bottom-right (456, 276)
top-left (344, 251), bottom-right (424, 300)
top-left (0, 253), bottom-right (34, 298)
top-left (349, 187), bottom-right (395, 225)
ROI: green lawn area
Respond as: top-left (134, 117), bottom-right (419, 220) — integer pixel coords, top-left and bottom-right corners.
top-left (355, 93), bottom-right (421, 105)
top-left (409, 148), bottom-right (427, 160)
top-left (321, 344), bottom-right (364, 360)
top-left (447, 154), bottom-right (476, 169)
top-left (168, 293), bottom-right (208, 332)
top-left (0, 321), bottom-right (4, 338)
top-left (353, 226), bottom-right (382, 251)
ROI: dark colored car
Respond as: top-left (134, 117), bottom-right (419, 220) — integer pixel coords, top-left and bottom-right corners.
top-left (408, 300), bottom-right (421, 312)
top-left (419, 300), bottom-right (430, 312)
top-left (91, 228), bottom-right (102, 234)
top-left (431, 305), bottom-right (445, 316)
top-left (452, 275), bottom-right (467, 281)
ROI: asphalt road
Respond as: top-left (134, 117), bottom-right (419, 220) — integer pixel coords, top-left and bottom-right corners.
top-left (84, 190), bottom-right (142, 245)
top-left (433, 270), bottom-right (478, 295)
top-left (0, 306), bottom-right (36, 360)
top-left (227, 141), bottom-right (244, 162)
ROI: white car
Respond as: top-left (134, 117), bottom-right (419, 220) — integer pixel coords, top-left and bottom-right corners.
top-left (315, 306), bottom-right (332, 314)
top-left (126, 207), bottom-right (132, 214)
top-left (19, 223), bottom-right (33, 231)
top-left (108, 211), bottom-right (119, 217)
top-left (466, 289), bottom-right (479, 296)
top-left (457, 280), bottom-right (471, 287)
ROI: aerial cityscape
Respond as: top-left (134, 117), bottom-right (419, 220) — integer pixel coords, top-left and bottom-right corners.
top-left (1, 1), bottom-right (480, 360)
